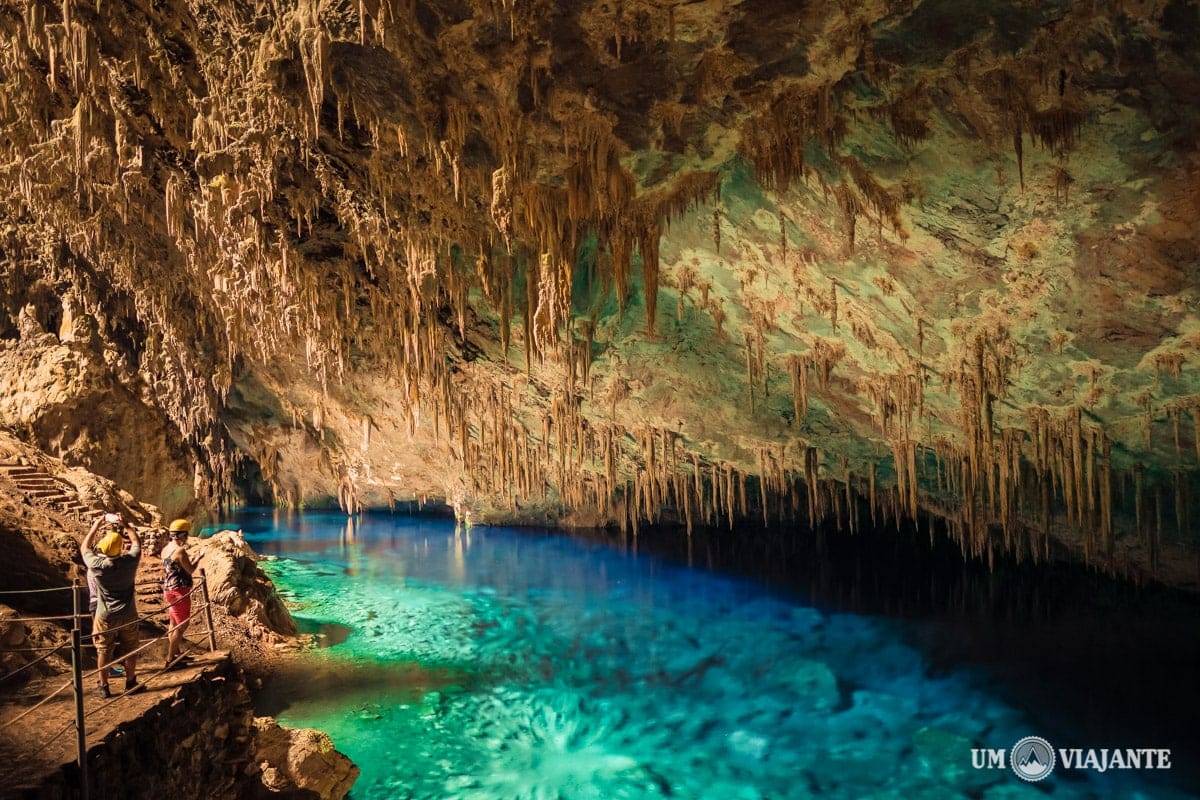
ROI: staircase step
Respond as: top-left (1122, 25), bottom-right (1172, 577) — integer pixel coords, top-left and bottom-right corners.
top-left (24, 489), bottom-right (67, 499)
top-left (14, 479), bottom-right (63, 489)
top-left (1, 466), bottom-right (41, 477)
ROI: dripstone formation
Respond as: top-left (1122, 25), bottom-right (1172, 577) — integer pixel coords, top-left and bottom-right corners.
top-left (1, 0), bottom-right (1198, 585)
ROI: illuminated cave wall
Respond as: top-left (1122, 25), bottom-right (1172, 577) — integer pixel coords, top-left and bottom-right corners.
top-left (0, 0), bottom-right (1198, 582)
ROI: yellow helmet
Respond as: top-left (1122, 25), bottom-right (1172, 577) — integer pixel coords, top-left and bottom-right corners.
top-left (168, 518), bottom-right (191, 534)
top-left (98, 531), bottom-right (122, 557)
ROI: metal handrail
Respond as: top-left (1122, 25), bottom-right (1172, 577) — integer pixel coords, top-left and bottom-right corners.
top-left (81, 584), bottom-right (199, 642)
top-left (2, 612), bottom-right (81, 623)
top-left (0, 575), bottom-right (219, 768)
top-left (0, 642), bottom-right (73, 653)
top-left (80, 583), bottom-right (205, 678)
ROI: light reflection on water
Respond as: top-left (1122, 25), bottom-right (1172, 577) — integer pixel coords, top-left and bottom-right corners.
top-left (228, 509), bottom-right (1196, 800)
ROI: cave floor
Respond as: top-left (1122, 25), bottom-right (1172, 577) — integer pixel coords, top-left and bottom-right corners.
top-left (0, 649), bottom-right (229, 795)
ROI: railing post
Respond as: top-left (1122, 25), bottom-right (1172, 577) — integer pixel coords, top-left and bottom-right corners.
top-left (70, 581), bottom-right (89, 800)
top-left (199, 573), bottom-right (217, 652)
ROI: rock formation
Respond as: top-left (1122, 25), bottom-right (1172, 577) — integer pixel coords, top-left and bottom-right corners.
top-left (0, 0), bottom-right (1198, 585)
top-left (200, 529), bottom-right (299, 642)
top-left (249, 716), bottom-right (360, 800)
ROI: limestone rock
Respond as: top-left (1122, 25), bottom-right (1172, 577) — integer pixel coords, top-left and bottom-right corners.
top-left (0, 0), bottom-right (1197, 584)
top-left (200, 530), bottom-right (298, 640)
top-left (0, 334), bottom-right (193, 516)
top-left (0, 603), bottom-right (70, 684)
top-left (250, 716), bottom-right (359, 800)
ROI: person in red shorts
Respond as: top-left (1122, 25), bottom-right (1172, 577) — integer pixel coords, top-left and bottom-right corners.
top-left (161, 518), bottom-right (199, 667)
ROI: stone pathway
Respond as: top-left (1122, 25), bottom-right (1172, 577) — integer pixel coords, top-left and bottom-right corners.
top-left (0, 648), bottom-right (230, 796)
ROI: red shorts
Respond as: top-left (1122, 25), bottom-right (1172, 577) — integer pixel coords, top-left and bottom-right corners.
top-left (164, 588), bottom-right (192, 626)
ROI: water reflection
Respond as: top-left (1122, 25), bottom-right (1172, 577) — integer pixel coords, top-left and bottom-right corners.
top-left (229, 508), bottom-right (1200, 798)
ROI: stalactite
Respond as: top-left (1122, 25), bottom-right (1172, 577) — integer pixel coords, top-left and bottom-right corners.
top-left (1100, 436), bottom-right (1113, 559)
top-left (737, 469), bottom-right (747, 518)
top-left (1068, 410), bottom-right (1085, 535)
top-left (829, 279), bottom-right (838, 331)
top-left (1175, 471), bottom-right (1186, 539)
top-left (788, 356), bottom-right (809, 424)
top-left (758, 449), bottom-right (769, 527)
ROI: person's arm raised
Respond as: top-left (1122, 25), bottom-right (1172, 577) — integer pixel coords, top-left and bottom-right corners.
top-left (81, 516), bottom-right (104, 552)
top-left (125, 527), bottom-right (141, 558)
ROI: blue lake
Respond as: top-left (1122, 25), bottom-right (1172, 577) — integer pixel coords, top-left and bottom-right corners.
top-left (229, 509), bottom-right (1198, 799)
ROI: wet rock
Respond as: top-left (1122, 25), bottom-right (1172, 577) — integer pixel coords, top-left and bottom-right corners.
top-left (912, 725), bottom-right (1002, 793)
top-left (251, 716), bottom-right (359, 799)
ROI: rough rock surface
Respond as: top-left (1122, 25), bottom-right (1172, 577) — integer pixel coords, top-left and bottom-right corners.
top-left (0, 0), bottom-right (1198, 584)
top-left (201, 529), bottom-right (300, 642)
top-left (0, 315), bottom-right (195, 517)
top-left (249, 716), bottom-right (360, 800)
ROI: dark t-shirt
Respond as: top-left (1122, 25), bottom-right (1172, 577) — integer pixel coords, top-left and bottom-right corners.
top-left (82, 539), bottom-right (140, 619)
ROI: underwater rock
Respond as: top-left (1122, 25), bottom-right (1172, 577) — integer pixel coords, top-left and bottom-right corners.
top-left (912, 725), bottom-right (1003, 793)
top-left (772, 657), bottom-right (842, 712)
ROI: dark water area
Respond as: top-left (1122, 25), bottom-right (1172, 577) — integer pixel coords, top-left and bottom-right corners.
top-left (223, 507), bottom-right (1200, 799)
top-left (597, 517), bottom-right (1200, 791)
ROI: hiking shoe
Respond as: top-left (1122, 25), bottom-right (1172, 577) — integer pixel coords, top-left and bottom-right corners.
top-left (108, 667), bottom-right (124, 678)
top-left (96, 684), bottom-right (112, 700)
top-left (123, 680), bottom-right (144, 695)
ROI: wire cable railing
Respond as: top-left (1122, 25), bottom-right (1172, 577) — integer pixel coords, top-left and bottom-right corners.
top-left (0, 642), bottom-right (68, 684)
top-left (0, 575), bottom-right (220, 800)
top-left (0, 586), bottom-right (76, 595)
top-left (3, 612), bottom-right (83, 623)
top-left (2, 642), bottom-right (75, 653)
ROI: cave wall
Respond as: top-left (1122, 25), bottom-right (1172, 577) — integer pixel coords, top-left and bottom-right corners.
top-left (0, 281), bottom-right (195, 516)
top-left (0, 0), bottom-right (1198, 583)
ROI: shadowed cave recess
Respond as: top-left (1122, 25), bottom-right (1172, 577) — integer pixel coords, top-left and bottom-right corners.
top-left (3, 0), bottom-right (1200, 584)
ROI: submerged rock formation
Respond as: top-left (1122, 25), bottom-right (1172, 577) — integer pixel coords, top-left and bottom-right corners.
top-left (0, 0), bottom-right (1198, 584)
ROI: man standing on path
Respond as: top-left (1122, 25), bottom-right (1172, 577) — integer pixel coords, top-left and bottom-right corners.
top-left (81, 513), bottom-right (142, 697)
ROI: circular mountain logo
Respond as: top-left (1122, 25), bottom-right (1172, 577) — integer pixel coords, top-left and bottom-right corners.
top-left (1011, 736), bottom-right (1056, 782)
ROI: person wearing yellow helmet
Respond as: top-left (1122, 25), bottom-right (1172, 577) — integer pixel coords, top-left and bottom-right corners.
top-left (81, 512), bottom-right (142, 697)
top-left (162, 518), bottom-right (199, 667)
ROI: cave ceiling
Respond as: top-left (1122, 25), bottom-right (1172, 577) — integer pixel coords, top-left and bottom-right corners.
top-left (1, 0), bottom-right (1199, 579)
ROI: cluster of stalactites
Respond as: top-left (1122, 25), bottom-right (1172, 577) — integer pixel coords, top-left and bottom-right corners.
top-left (739, 83), bottom-right (915, 252)
top-left (770, 317), bottom-right (1191, 576)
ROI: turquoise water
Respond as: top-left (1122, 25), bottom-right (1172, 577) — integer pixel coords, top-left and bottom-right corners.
top-left (235, 510), bottom-right (1195, 800)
